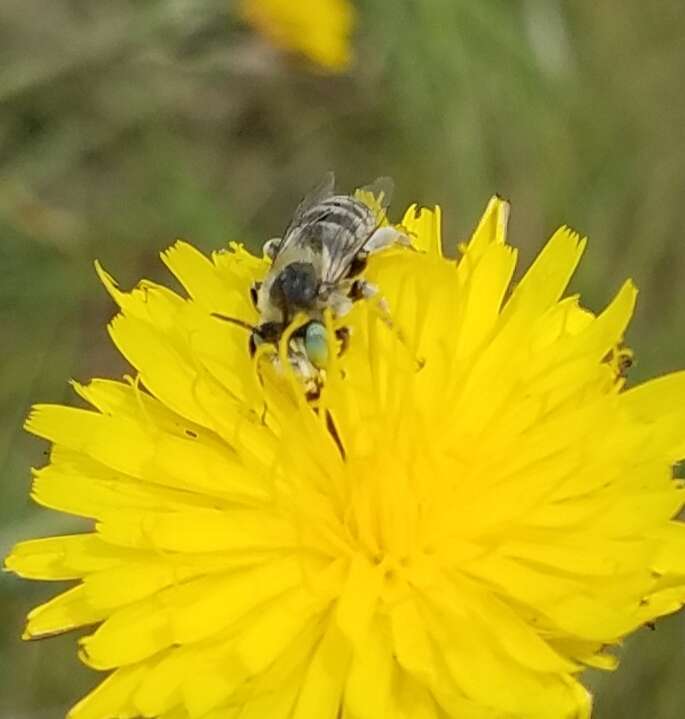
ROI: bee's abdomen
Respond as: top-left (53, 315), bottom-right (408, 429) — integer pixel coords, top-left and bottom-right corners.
top-left (302, 197), bottom-right (376, 241)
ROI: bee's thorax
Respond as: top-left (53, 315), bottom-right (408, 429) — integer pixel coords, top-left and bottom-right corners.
top-left (269, 261), bottom-right (319, 316)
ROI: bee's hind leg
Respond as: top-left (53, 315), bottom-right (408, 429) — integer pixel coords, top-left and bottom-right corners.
top-left (362, 226), bottom-right (412, 255)
top-left (345, 229), bottom-right (412, 280)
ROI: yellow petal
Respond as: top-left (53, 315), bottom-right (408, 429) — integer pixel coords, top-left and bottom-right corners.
top-left (69, 664), bottom-right (148, 719)
top-left (344, 618), bottom-right (394, 719)
top-left (335, 553), bottom-right (383, 645)
top-left (162, 241), bottom-right (254, 316)
top-left (501, 226), bottom-right (586, 324)
top-left (400, 205), bottom-right (442, 256)
top-left (464, 195), bottom-right (510, 259)
top-left (291, 620), bottom-right (350, 719)
top-left (26, 404), bottom-right (268, 502)
top-left (25, 586), bottom-right (105, 638)
top-left (455, 242), bottom-right (517, 358)
top-left (79, 557), bottom-right (303, 668)
top-left (6, 535), bottom-right (122, 580)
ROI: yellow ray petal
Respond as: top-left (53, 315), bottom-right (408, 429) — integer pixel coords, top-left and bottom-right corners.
top-left (96, 261), bottom-right (184, 330)
top-left (162, 241), bottom-right (254, 316)
top-left (501, 227), bottom-right (586, 324)
top-left (463, 195), bottom-right (510, 259)
top-left (291, 619), bottom-right (350, 719)
top-left (26, 404), bottom-right (268, 502)
top-left (79, 557), bottom-right (303, 668)
top-left (25, 586), bottom-right (105, 638)
top-left (95, 507), bottom-right (294, 554)
top-left (345, 617), bottom-right (395, 718)
top-left (455, 242), bottom-right (517, 359)
top-left (69, 664), bottom-right (148, 719)
top-left (6, 534), bottom-right (123, 580)
top-left (400, 205), bottom-right (442, 256)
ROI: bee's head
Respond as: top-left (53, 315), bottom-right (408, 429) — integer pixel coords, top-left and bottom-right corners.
top-left (253, 320), bottom-right (329, 369)
top-left (270, 262), bottom-right (319, 314)
top-left (214, 312), bottom-right (329, 373)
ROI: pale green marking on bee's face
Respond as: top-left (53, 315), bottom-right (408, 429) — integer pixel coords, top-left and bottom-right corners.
top-left (304, 321), bottom-right (329, 368)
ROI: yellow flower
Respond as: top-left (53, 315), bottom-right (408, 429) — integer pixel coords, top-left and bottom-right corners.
top-left (239, 0), bottom-right (355, 72)
top-left (7, 194), bottom-right (685, 719)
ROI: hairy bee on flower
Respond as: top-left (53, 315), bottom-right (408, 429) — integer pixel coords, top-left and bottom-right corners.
top-left (214, 172), bottom-right (410, 394)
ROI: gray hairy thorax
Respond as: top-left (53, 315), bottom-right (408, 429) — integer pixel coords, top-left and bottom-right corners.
top-left (256, 194), bottom-right (378, 325)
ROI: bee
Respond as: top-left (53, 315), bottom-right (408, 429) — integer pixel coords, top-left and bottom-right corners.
top-left (215, 172), bottom-right (409, 391)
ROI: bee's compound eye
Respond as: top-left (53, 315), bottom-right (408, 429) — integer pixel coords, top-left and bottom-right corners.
top-left (304, 322), bottom-right (328, 369)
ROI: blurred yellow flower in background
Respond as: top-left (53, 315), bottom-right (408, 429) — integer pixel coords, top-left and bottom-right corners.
top-left (7, 194), bottom-right (685, 719)
top-left (239, 0), bottom-right (355, 71)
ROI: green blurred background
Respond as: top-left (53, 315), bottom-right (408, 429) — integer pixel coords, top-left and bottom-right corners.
top-left (2, 1), bottom-right (685, 717)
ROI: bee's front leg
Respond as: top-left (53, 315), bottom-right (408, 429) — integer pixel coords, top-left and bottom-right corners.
top-left (263, 238), bottom-right (281, 261)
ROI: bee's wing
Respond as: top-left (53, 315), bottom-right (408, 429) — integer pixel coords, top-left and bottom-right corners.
top-left (270, 173), bottom-right (336, 264)
top-left (275, 175), bottom-right (394, 283)
top-left (322, 177), bottom-right (394, 284)
top-left (319, 225), bottom-right (367, 284)
top-left (354, 176), bottom-right (394, 221)
top-left (358, 176), bottom-right (394, 206)
top-left (320, 217), bottom-right (382, 284)
top-left (321, 177), bottom-right (395, 283)
top-left (281, 172), bottom-right (336, 241)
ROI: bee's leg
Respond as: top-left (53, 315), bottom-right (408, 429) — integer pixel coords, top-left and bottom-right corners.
top-left (346, 251), bottom-right (368, 278)
top-left (249, 281), bottom-right (261, 308)
top-left (349, 280), bottom-right (424, 371)
top-left (349, 279), bottom-right (392, 323)
top-left (349, 279), bottom-right (379, 302)
top-left (263, 237), bottom-right (281, 261)
top-left (328, 290), bottom-right (354, 317)
top-left (362, 226), bottom-right (411, 255)
top-left (335, 326), bottom-right (350, 355)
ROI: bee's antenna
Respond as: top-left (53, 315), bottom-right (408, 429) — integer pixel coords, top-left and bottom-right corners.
top-left (210, 313), bottom-right (255, 333)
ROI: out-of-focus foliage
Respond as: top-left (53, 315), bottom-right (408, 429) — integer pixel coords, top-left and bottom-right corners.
top-left (1, 1), bottom-right (684, 717)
